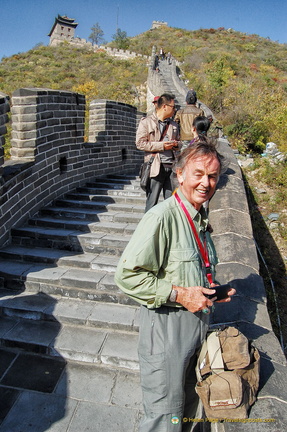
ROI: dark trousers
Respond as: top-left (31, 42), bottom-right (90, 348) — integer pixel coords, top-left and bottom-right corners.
top-left (145, 164), bottom-right (173, 213)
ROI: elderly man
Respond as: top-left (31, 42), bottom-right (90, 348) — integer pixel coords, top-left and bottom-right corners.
top-left (136, 93), bottom-right (180, 212)
top-left (115, 140), bottom-right (235, 431)
top-left (174, 89), bottom-right (204, 150)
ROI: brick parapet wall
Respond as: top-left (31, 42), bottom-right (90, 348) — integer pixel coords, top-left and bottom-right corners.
top-left (0, 89), bottom-right (143, 247)
top-left (49, 37), bottom-right (150, 61)
top-left (89, 99), bottom-right (142, 175)
top-left (10, 88), bottom-right (85, 160)
top-left (0, 92), bottom-right (10, 176)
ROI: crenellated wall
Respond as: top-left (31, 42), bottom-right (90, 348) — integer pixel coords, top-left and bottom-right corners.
top-left (10, 88), bottom-right (85, 160)
top-left (0, 89), bottom-right (143, 247)
top-left (50, 36), bottom-right (151, 61)
top-left (0, 92), bottom-right (10, 177)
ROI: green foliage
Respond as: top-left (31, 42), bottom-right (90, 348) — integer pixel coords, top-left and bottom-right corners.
top-left (1, 25), bottom-right (287, 157)
top-left (111, 29), bottom-right (130, 50)
top-left (89, 23), bottom-right (105, 46)
top-left (0, 44), bottom-right (147, 107)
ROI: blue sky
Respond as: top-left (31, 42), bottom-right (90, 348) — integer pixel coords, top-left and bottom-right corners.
top-left (1, 0), bottom-right (286, 59)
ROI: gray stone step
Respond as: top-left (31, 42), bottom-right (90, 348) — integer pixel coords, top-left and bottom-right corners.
top-left (40, 206), bottom-right (144, 224)
top-left (0, 256), bottom-right (135, 304)
top-left (89, 179), bottom-right (142, 192)
top-left (66, 192), bottom-right (146, 206)
top-left (54, 198), bottom-right (145, 214)
top-left (11, 227), bottom-right (131, 255)
top-left (0, 291), bottom-right (140, 332)
top-left (0, 292), bottom-right (139, 368)
top-left (0, 173), bottom-right (143, 375)
top-left (80, 185), bottom-right (145, 198)
top-left (28, 216), bottom-right (138, 235)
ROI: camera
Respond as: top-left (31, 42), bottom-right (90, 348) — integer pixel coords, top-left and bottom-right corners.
top-left (205, 283), bottom-right (231, 301)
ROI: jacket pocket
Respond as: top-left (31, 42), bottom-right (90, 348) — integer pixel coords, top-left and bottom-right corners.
top-left (169, 248), bottom-right (199, 262)
top-left (167, 248), bottom-right (202, 285)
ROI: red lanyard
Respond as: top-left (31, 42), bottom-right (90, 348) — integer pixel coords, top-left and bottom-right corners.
top-left (174, 192), bottom-right (213, 285)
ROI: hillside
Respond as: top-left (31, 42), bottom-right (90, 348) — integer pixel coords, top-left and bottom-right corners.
top-left (0, 43), bottom-right (148, 109)
top-left (1, 26), bottom-right (287, 154)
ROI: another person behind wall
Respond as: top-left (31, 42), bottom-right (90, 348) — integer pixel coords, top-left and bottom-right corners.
top-left (115, 140), bottom-right (236, 431)
top-left (174, 89), bottom-right (204, 150)
top-left (136, 93), bottom-right (180, 213)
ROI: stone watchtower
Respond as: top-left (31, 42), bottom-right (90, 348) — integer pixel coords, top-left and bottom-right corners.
top-left (48, 14), bottom-right (78, 46)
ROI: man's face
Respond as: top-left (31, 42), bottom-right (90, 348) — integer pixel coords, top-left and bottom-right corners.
top-left (162, 100), bottom-right (176, 119)
top-left (177, 154), bottom-right (220, 210)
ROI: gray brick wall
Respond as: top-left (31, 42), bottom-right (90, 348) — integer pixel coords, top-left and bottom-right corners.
top-left (89, 99), bottom-right (142, 176)
top-left (0, 89), bottom-right (143, 247)
top-left (0, 92), bottom-right (10, 176)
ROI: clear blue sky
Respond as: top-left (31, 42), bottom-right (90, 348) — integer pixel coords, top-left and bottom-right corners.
top-left (1, 0), bottom-right (286, 59)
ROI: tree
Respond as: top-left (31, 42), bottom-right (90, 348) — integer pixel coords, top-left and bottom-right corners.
top-left (205, 57), bottom-right (235, 111)
top-left (112, 28), bottom-right (130, 50)
top-left (89, 23), bottom-right (105, 46)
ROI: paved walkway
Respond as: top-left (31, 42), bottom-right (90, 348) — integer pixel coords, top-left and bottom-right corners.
top-left (0, 345), bottom-right (143, 432)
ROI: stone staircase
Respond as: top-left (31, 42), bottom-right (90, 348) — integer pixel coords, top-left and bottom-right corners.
top-left (0, 173), bottom-right (144, 371)
top-left (158, 59), bottom-right (186, 108)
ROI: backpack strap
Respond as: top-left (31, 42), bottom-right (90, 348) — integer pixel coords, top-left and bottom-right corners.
top-left (196, 331), bottom-right (224, 382)
top-left (207, 331), bottom-right (224, 373)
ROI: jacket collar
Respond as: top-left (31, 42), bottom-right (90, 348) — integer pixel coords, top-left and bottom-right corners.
top-left (175, 188), bottom-right (209, 230)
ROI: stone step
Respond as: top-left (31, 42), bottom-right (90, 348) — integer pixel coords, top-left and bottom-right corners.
top-left (107, 173), bottom-right (139, 180)
top-left (11, 226), bottom-right (131, 255)
top-left (0, 173), bottom-right (143, 374)
top-left (96, 176), bottom-right (139, 185)
top-left (66, 192), bottom-right (146, 205)
top-left (40, 206), bottom-right (144, 224)
top-left (28, 216), bottom-right (138, 235)
top-left (80, 185), bottom-right (145, 198)
top-left (54, 198), bottom-right (145, 214)
top-left (0, 291), bottom-right (140, 332)
top-left (89, 179), bottom-right (142, 192)
top-left (0, 256), bottom-right (134, 304)
top-left (0, 293), bottom-right (139, 368)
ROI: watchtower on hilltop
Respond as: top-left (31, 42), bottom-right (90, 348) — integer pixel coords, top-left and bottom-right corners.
top-left (151, 20), bottom-right (168, 29)
top-left (48, 14), bottom-right (78, 46)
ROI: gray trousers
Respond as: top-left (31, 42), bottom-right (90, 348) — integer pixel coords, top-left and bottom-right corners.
top-left (138, 305), bottom-right (209, 432)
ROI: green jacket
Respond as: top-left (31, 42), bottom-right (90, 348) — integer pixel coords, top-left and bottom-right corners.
top-left (114, 189), bottom-right (218, 309)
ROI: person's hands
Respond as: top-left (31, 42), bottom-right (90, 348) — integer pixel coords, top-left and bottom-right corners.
top-left (206, 282), bottom-right (236, 303)
top-left (215, 287), bottom-right (236, 303)
top-left (164, 141), bottom-right (177, 150)
top-left (174, 285), bottom-right (216, 313)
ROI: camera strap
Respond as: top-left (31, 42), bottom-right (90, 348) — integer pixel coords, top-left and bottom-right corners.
top-left (174, 192), bottom-right (213, 285)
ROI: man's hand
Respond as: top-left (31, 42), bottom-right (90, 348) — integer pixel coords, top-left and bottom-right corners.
top-left (173, 283), bottom-right (236, 313)
top-left (174, 285), bottom-right (216, 313)
top-left (164, 141), bottom-right (177, 150)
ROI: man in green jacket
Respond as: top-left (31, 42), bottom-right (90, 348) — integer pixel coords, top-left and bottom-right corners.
top-left (115, 140), bottom-right (235, 431)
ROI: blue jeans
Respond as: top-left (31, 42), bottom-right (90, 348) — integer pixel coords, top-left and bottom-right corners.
top-left (145, 164), bottom-right (174, 213)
